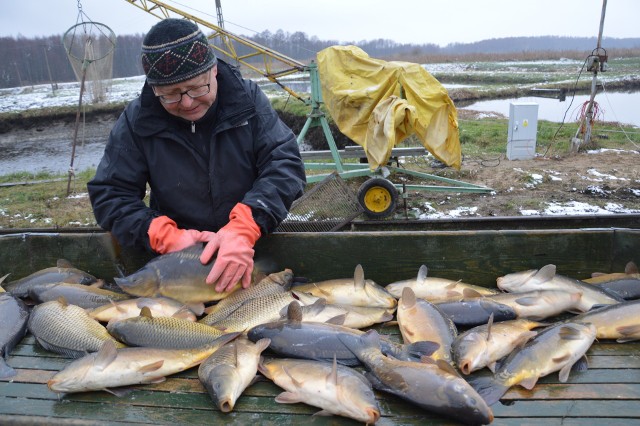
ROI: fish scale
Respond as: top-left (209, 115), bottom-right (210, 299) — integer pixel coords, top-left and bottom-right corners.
top-left (27, 299), bottom-right (125, 358)
top-left (211, 291), bottom-right (318, 333)
top-left (199, 269), bottom-right (294, 326)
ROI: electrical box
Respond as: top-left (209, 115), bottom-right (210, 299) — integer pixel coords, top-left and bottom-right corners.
top-left (507, 102), bottom-right (538, 160)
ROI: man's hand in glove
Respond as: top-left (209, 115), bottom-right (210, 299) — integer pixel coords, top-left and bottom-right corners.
top-left (148, 216), bottom-right (215, 254)
top-left (199, 203), bottom-right (261, 293)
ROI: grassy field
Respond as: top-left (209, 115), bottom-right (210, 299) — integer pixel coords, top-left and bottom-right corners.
top-left (1, 55), bottom-right (639, 229)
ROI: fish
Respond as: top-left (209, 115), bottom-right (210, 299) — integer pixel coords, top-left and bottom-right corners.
top-left (469, 321), bottom-right (597, 406)
top-left (199, 269), bottom-right (294, 326)
top-left (483, 289), bottom-right (584, 320)
top-left (569, 299), bottom-right (640, 342)
top-left (247, 301), bottom-right (437, 367)
top-left (210, 290), bottom-right (320, 334)
top-left (435, 298), bottom-right (518, 327)
top-left (4, 259), bottom-right (98, 299)
top-left (496, 264), bottom-right (624, 311)
top-left (386, 264), bottom-right (500, 302)
top-left (338, 329), bottom-right (494, 425)
top-left (106, 307), bottom-right (229, 349)
top-left (28, 281), bottom-right (131, 309)
top-left (114, 245), bottom-right (241, 304)
top-left (259, 356), bottom-right (380, 424)
top-left (584, 261), bottom-right (639, 284)
top-left (593, 278), bottom-right (640, 301)
top-left (278, 298), bottom-right (394, 329)
top-left (0, 285), bottom-right (30, 378)
top-left (397, 287), bottom-right (457, 364)
top-left (198, 337), bottom-right (271, 413)
top-left (452, 315), bottom-right (545, 374)
top-left (47, 332), bottom-right (240, 394)
top-left (292, 264), bottom-right (397, 308)
top-left (87, 296), bottom-right (201, 325)
top-left (27, 298), bottom-right (125, 358)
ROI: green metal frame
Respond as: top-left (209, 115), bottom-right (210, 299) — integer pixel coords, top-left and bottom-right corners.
top-left (296, 62), bottom-right (493, 194)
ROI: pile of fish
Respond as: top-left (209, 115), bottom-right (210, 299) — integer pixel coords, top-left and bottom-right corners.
top-left (1, 245), bottom-right (639, 425)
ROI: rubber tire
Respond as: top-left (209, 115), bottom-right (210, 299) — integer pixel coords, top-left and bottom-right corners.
top-left (357, 178), bottom-right (398, 219)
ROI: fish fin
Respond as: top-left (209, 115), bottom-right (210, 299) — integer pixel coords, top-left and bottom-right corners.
top-left (257, 360), bottom-right (272, 380)
top-left (326, 314), bottom-right (346, 325)
top-left (249, 374), bottom-right (267, 386)
top-left (444, 282), bottom-right (458, 290)
top-left (0, 273), bottom-right (11, 287)
top-left (93, 341), bottom-right (119, 371)
top-left (405, 340), bottom-right (440, 358)
top-left (435, 359), bottom-right (462, 377)
top-left (286, 301), bottom-right (303, 322)
top-left (552, 353), bottom-right (571, 364)
top-left (56, 259), bottom-right (74, 268)
top-left (275, 391), bottom-right (304, 404)
top-left (203, 304), bottom-right (216, 315)
top-left (514, 296), bottom-right (539, 306)
top-left (282, 366), bottom-right (304, 388)
top-left (417, 264), bottom-right (428, 282)
top-left (57, 296), bottom-right (69, 307)
top-left (487, 362), bottom-right (497, 373)
top-left (571, 355), bottom-right (589, 373)
top-left (141, 377), bottom-right (166, 385)
top-left (463, 288), bottom-right (484, 298)
top-left (104, 386), bottom-right (135, 397)
top-left (625, 261), bottom-right (639, 275)
top-left (514, 331), bottom-right (538, 348)
top-left (254, 338), bottom-right (271, 353)
top-left (354, 264), bottom-right (365, 289)
top-left (400, 287), bottom-right (416, 309)
top-left (615, 325), bottom-right (640, 342)
top-left (89, 279), bottom-right (105, 289)
top-left (445, 290), bottom-right (463, 298)
top-left (186, 303), bottom-right (205, 317)
top-left (467, 374), bottom-right (508, 406)
top-left (0, 360), bottom-right (17, 380)
top-left (519, 376), bottom-right (538, 390)
top-left (307, 298), bottom-right (327, 316)
top-left (139, 360), bottom-right (164, 373)
top-left (327, 355), bottom-right (338, 386)
top-left (140, 306), bottom-right (153, 318)
top-left (558, 325), bottom-right (586, 341)
top-left (312, 410), bottom-right (334, 417)
top-left (536, 264), bottom-right (557, 282)
top-left (381, 320), bottom-right (399, 327)
top-left (486, 312), bottom-right (494, 341)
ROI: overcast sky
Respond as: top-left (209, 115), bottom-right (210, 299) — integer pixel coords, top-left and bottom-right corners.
top-left (2, 0), bottom-right (637, 46)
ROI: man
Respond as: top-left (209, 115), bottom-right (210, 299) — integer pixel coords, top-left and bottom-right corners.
top-left (88, 18), bottom-right (306, 293)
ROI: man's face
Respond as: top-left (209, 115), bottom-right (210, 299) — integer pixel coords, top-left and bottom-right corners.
top-left (152, 65), bottom-right (218, 122)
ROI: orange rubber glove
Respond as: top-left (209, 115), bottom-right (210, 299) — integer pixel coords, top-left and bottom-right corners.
top-left (200, 203), bottom-right (261, 292)
top-left (148, 216), bottom-right (215, 254)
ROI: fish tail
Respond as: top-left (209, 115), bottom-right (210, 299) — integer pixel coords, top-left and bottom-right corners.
top-left (467, 374), bottom-right (509, 406)
top-left (0, 358), bottom-right (17, 380)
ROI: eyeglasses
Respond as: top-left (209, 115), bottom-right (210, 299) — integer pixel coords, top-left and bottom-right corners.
top-left (153, 72), bottom-right (211, 104)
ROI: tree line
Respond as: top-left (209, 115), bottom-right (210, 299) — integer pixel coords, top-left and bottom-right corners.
top-left (1, 31), bottom-right (638, 89)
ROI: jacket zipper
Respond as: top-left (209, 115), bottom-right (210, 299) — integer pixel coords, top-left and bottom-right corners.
top-left (191, 122), bottom-right (196, 133)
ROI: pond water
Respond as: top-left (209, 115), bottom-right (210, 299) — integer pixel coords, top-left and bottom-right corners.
top-left (459, 90), bottom-right (640, 127)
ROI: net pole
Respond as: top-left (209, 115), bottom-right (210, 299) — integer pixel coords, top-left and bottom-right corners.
top-left (67, 62), bottom-right (88, 196)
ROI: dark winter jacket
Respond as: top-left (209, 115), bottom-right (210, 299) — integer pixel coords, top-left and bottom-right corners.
top-left (87, 59), bottom-right (306, 251)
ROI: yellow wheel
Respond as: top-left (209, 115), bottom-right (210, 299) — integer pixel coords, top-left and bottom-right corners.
top-left (357, 178), bottom-right (398, 219)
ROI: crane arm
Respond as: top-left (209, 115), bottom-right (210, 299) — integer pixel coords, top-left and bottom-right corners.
top-left (123, 0), bottom-right (308, 102)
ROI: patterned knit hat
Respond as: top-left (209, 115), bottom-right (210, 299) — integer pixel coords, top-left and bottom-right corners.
top-left (141, 19), bottom-right (217, 86)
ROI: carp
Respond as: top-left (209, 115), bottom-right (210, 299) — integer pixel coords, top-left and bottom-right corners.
top-left (4, 259), bottom-right (97, 299)
top-left (114, 245), bottom-right (241, 304)
top-left (259, 356), bottom-right (380, 424)
top-left (483, 289), bottom-right (583, 320)
top-left (496, 264), bottom-right (623, 311)
top-left (87, 296), bottom-right (200, 325)
top-left (0, 285), bottom-right (29, 378)
top-left (28, 281), bottom-right (130, 309)
top-left (198, 337), bottom-right (271, 412)
top-left (470, 321), bottom-right (597, 406)
top-left (48, 332), bottom-right (240, 394)
top-left (27, 298), bottom-right (125, 357)
top-left (386, 264), bottom-right (500, 302)
top-left (278, 298), bottom-right (394, 329)
top-left (292, 264), bottom-right (396, 308)
top-left (569, 299), bottom-right (640, 342)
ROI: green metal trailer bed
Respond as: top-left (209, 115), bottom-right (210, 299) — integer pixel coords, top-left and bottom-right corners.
top-left (1, 227), bottom-right (639, 425)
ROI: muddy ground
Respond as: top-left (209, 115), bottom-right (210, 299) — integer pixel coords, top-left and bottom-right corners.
top-left (2, 108), bottom-right (639, 218)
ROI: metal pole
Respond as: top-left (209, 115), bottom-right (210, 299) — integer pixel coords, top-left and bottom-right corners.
top-left (582, 0), bottom-right (607, 148)
top-left (67, 62), bottom-right (88, 196)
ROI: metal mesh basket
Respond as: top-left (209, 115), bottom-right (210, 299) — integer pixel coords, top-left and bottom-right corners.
top-left (275, 172), bottom-right (363, 232)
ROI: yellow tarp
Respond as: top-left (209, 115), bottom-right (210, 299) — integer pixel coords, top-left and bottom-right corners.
top-left (317, 45), bottom-right (461, 170)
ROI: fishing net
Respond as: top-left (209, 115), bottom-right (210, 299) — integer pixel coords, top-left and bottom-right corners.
top-left (63, 21), bottom-right (116, 103)
top-left (275, 173), bottom-right (363, 232)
